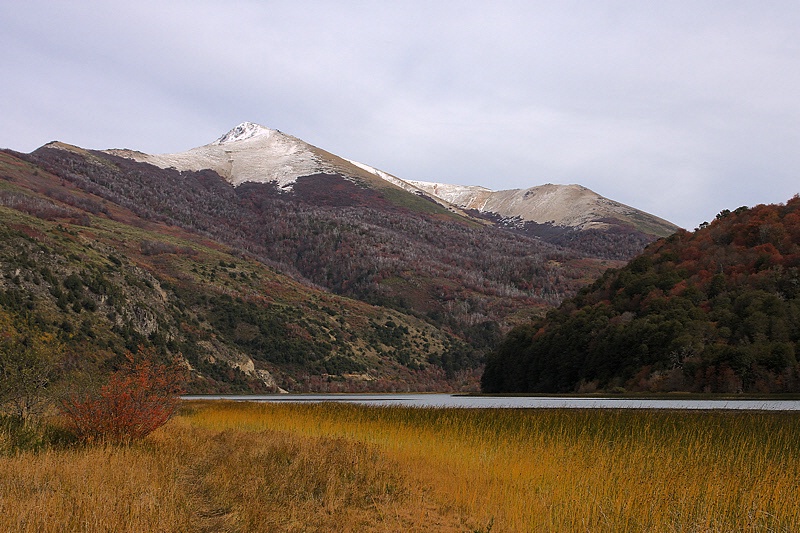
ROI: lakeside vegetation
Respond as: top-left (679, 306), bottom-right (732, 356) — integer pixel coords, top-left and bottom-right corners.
top-left (2, 401), bottom-right (799, 531)
top-left (484, 198), bottom-right (800, 394)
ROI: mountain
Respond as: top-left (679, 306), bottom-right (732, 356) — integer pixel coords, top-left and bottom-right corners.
top-left (0, 148), bottom-right (478, 393)
top-left (401, 181), bottom-right (677, 237)
top-left (107, 122), bottom-right (362, 188)
top-left (0, 122), bottom-right (676, 393)
top-left (482, 198), bottom-right (800, 394)
top-left (107, 122), bottom-right (677, 260)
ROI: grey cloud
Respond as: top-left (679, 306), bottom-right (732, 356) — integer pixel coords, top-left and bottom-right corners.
top-left (2, 1), bottom-right (800, 230)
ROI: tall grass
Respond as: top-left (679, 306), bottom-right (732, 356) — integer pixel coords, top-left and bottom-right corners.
top-left (1, 402), bottom-right (799, 531)
top-left (186, 402), bottom-right (800, 532)
top-left (0, 409), bottom-right (467, 532)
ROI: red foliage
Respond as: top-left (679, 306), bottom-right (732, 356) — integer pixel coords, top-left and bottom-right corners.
top-left (59, 348), bottom-right (186, 443)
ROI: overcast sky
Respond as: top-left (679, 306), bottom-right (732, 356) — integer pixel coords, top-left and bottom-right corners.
top-left (2, 1), bottom-right (799, 230)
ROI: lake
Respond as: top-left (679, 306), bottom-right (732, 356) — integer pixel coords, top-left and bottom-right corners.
top-left (182, 393), bottom-right (800, 410)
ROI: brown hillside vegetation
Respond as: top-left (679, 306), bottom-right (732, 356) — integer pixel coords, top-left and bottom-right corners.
top-left (0, 143), bottom-right (620, 392)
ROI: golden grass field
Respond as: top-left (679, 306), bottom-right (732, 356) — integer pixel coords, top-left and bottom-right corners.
top-left (2, 401), bottom-right (799, 532)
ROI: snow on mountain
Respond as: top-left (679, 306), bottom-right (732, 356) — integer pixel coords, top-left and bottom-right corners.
top-left (343, 158), bottom-right (444, 198)
top-left (345, 159), bottom-right (405, 188)
top-left (405, 181), bottom-right (494, 210)
top-left (408, 180), bottom-right (678, 235)
top-left (341, 159), bottom-right (676, 234)
top-left (212, 121), bottom-right (273, 145)
top-left (102, 121), bottom-right (678, 236)
top-left (105, 122), bottom-right (341, 188)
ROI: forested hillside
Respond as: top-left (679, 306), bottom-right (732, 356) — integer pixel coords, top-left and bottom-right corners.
top-left (483, 198), bottom-right (800, 394)
top-left (24, 145), bottom-right (612, 327)
top-left (0, 144), bottom-right (621, 392)
top-left (0, 150), bottom-right (479, 392)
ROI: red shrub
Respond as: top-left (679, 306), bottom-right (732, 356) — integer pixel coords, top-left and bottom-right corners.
top-left (59, 348), bottom-right (186, 443)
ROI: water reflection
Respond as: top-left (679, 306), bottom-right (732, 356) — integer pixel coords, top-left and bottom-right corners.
top-left (182, 393), bottom-right (800, 410)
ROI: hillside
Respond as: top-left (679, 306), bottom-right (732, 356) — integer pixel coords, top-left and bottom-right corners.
top-left (0, 138), bottom-right (619, 392)
top-left (0, 149), bottom-right (486, 392)
top-left (27, 142), bottom-right (612, 322)
top-left (482, 197), bottom-right (800, 394)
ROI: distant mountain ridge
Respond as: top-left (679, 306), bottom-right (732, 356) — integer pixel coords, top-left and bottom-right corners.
top-left (404, 181), bottom-right (677, 237)
top-left (106, 122), bottom-right (678, 239)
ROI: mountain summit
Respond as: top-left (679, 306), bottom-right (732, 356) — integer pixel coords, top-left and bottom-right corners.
top-left (213, 121), bottom-right (274, 145)
top-left (106, 122), bottom-right (334, 187)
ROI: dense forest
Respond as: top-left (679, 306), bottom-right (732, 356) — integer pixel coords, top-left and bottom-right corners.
top-left (482, 197), bottom-right (800, 393)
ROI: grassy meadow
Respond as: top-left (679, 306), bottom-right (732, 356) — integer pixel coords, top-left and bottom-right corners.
top-left (2, 401), bottom-right (799, 532)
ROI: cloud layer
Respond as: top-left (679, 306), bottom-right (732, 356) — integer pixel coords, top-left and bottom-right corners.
top-left (2, 1), bottom-right (800, 229)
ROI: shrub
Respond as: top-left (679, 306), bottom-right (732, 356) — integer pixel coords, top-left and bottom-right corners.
top-left (59, 347), bottom-right (185, 443)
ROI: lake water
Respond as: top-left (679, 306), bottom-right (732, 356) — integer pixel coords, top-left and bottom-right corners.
top-left (182, 393), bottom-right (800, 410)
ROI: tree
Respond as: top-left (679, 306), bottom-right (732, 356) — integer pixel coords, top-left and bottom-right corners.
top-left (0, 312), bottom-right (60, 426)
top-left (59, 347), bottom-right (186, 443)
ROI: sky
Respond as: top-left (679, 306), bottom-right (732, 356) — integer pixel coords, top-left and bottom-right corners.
top-left (2, 1), bottom-right (799, 230)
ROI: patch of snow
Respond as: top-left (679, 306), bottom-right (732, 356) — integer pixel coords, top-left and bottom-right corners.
top-left (345, 159), bottom-right (408, 188)
top-left (106, 122), bottom-right (339, 189)
top-left (212, 122), bottom-right (273, 145)
top-left (405, 180), bottom-right (495, 210)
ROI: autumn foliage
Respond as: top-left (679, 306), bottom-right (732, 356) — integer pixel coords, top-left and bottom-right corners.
top-left (59, 348), bottom-right (185, 443)
top-left (483, 197), bottom-right (800, 393)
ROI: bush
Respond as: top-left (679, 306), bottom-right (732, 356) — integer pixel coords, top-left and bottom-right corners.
top-left (59, 347), bottom-right (186, 443)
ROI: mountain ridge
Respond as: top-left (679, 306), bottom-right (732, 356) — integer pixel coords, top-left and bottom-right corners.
top-left (104, 122), bottom-right (678, 239)
top-left (405, 181), bottom-right (678, 236)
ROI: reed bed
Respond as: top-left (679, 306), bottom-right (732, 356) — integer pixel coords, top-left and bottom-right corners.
top-left (185, 402), bottom-right (800, 532)
top-left (1, 401), bottom-right (799, 531)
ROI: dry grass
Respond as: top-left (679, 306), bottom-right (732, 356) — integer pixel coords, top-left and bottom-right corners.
top-left (0, 409), bottom-right (468, 532)
top-left (184, 402), bottom-right (800, 532)
top-left (2, 401), bottom-right (799, 532)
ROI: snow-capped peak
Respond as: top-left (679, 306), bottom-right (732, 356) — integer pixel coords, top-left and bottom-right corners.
top-left (213, 122), bottom-right (273, 145)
